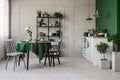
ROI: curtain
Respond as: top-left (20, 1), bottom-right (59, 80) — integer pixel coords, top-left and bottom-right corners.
top-left (0, 0), bottom-right (9, 61)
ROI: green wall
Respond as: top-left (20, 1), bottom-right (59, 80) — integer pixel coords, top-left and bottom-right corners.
top-left (117, 0), bottom-right (120, 34)
top-left (96, 0), bottom-right (117, 35)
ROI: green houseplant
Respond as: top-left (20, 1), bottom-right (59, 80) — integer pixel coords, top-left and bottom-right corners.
top-left (54, 12), bottom-right (64, 20)
top-left (37, 10), bottom-right (42, 17)
top-left (55, 29), bottom-right (60, 36)
top-left (96, 42), bottom-right (110, 69)
top-left (108, 34), bottom-right (120, 52)
top-left (108, 34), bottom-right (120, 71)
top-left (96, 27), bottom-right (107, 36)
top-left (37, 18), bottom-right (46, 27)
top-left (42, 11), bottom-right (50, 17)
top-left (96, 42), bottom-right (109, 60)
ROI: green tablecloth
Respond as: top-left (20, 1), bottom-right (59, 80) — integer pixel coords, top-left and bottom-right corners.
top-left (16, 41), bottom-right (51, 60)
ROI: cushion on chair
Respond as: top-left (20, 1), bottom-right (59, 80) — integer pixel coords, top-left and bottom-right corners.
top-left (6, 52), bottom-right (23, 56)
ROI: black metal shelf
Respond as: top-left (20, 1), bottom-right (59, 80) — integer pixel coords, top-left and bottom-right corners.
top-left (36, 16), bottom-right (61, 41)
top-left (37, 26), bottom-right (60, 28)
top-left (42, 35), bottom-right (60, 37)
top-left (37, 16), bottom-right (57, 18)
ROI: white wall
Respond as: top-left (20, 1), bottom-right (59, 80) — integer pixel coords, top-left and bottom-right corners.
top-left (11, 0), bottom-right (95, 57)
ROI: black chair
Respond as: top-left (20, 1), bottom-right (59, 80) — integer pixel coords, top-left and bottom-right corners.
top-left (44, 43), bottom-right (52, 67)
top-left (4, 39), bottom-right (26, 71)
top-left (44, 39), bottom-right (61, 67)
top-left (49, 39), bottom-right (61, 66)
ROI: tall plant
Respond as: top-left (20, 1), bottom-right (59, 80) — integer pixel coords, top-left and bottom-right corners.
top-left (108, 34), bottom-right (120, 52)
top-left (96, 42), bottom-right (109, 60)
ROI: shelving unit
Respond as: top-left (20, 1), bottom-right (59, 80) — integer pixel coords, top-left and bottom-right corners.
top-left (36, 16), bottom-right (61, 41)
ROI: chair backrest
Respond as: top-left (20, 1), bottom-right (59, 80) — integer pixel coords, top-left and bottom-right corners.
top-left (4, 39), bottom-right (16, 53)
top-left (50, 39), bottom-right (61, 51)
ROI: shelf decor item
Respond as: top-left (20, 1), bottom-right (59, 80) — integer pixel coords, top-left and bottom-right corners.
top-left (42, 11), bottom-right (50, 17)
top-left (37, 18), bottom-right (46, 27)
top-left (96, 42), bottom-right (110, 69)
top-left (108, 34), bottom-right (120, 71)
top-left (54, 12), bottom-right (64, 20)
top-left (37, 10), bottom-right (42, 17)
top-left (36, 11), bottom-right (63, 41)
top-left (25, 26), bottom-right (32, 41)
top-left (96, 27), bottom-right (107, 37)
top-left (55, 29), bottom-right (60, 36)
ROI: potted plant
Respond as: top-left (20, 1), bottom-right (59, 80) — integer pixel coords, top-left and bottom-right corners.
top-left (96, 27), bottom-right (104, 36)
top-left (37, 10), bottom-right (42, 17)
top-left (55, 29), bottom-right (60, 36)
top-left (108, 34), bottom-right (120, 71)
top-left (42, 11), bottom-right (50, 17)
top-left (54, 12), bottom-right (64, 20)
top-left (96, 42), bottom-right (110, 69)
top-left (25, 26), bottom-right (32, 41)
top-left (37, 18), bottom-right (46, 27)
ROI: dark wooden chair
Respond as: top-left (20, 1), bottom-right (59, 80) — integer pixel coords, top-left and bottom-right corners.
top-left (49, 39), bottom-right (61, 66)
top-left (44, 39), bottom-right (61, 67)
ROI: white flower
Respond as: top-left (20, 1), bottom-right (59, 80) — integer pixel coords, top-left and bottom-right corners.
top-left (25, 26), bottom-right (32, 33)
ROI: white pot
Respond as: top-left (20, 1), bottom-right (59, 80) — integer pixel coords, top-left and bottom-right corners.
top-left (112, 52), bottom-right (120, 72)
top-left (99, 59), bottom-right (110, 69)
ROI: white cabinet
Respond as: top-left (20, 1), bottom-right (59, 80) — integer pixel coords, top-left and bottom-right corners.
top-left (83, 37), bottom-right (112, 66)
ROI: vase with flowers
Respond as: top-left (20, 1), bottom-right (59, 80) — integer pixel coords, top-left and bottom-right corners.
top-left (25, 26), bottom-right (32, 41)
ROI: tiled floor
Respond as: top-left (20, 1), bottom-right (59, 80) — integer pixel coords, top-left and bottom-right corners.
top-left (0, 56), bottom-right (120, 80)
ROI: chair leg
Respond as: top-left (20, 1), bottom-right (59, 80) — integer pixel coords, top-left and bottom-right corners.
top-left (19, 55), bottom-right (26, 69)
top-left (44, 52), bottom-right (51, 67)
top-left (16, 56), bottom-right (18, 67)
top-left (57, 56), bottom-right (60, 64)
top-left (22, 56), bottom-right (26, 69)
top-left (53, 56), bottom-right (55, 67)
top-left (48, 56), bottom-right (51, 67)
top-left (18, 56), bottom-right (21, 66)
top-left (39, 58), bottom-right (41, 63)
top-left (57, 52), bottom-right (60, 64)
top-left (44, 55), bottom-right (47, 66)
top-left (51, 55), bottom-right (52, 63)
top-left (13, 56), bottom-right (17, 72)
top-left (47, 52), bottom-right (51, 67)
top-left (5, 56), bottom-right (10, 70)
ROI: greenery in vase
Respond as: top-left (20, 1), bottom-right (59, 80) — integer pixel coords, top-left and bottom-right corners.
top-left (96, 42), bottom-right (109, 60)
top-left (25, 26), bottom-right (32, 40)
top-left (25, 26), bottom-right (32, 34)
top-left (108, 34), bottom-right (120, 52)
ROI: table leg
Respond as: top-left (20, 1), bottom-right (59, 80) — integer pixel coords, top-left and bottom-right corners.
top-left (27, 51), bottom-right (29, 70)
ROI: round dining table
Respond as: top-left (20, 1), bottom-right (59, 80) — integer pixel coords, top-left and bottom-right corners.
top-left (16, 41), bottom-right (51, 70)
